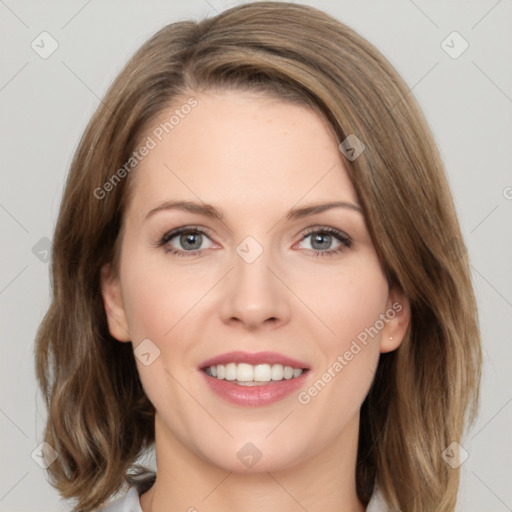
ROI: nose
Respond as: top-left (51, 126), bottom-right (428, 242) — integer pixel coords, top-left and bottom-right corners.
top-left (219, 242), bottom-right (291, 331)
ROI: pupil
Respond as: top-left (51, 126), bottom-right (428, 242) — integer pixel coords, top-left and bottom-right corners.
top-left (311, 233), bottom-right (331, 250)
top-left (181, 232), bottom-right (202, 250)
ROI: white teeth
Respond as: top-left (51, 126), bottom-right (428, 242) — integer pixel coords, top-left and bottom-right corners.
top-left (237, 363), bottom-right (253, 382)
top-left (253, 364), bottom-right (272, 381)
top-left (225, 362), bottom-right (237, 381)
top-left (205, 363), bottom-right (304, 383)
top-left (271, 364), bottom-right (284, 380)
top-left (283, 366), bottom-right (294, 379)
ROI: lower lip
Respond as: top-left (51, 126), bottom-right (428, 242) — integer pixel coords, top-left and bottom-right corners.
top-left (200, 370), bottom-right (309, 407)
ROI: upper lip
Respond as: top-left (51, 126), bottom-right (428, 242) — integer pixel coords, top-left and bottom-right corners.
top-left (199, 351), bottom-right (310, 370)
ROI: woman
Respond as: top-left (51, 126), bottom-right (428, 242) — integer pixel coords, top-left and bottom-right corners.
top-left (34, 2), bottom-right (482, 511)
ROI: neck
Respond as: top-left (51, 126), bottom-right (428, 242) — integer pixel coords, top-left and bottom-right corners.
top-left (140, 412), bottom-right (365, 512)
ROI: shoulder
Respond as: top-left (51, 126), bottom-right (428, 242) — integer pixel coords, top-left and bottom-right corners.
top-left (96, 472), bottom-right (156, 512)
top-left (366, 485), bottom-right (389, 512)
top-left (99, 486), bottom-right (141, 512)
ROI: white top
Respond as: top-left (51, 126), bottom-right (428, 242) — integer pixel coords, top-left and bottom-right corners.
top-left (99, 482), bottom-right (388, 511)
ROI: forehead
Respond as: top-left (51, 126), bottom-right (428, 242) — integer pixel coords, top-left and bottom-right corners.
top-left (127, 90), bottom-right (358, 220)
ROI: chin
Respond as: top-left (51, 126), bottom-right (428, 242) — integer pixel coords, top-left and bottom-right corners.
top-left (197, 435), bottom-right (309, 474)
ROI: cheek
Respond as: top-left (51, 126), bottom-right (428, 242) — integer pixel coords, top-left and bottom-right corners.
top-left (120, 252), bottom-right (208, 342)
top-left (119, 250), bottom-right (200, 418)
top-left (296, 256), bottom-right (388, 403)
top-left (123, 278), bottom-right (169, 342)
top-left (331, 275), bottom-right (386, 377)
top-left (294, 256), bottom-right (389, 346)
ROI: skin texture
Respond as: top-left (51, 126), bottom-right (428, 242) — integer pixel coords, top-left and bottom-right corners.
top-left (101, 90), bottom-right (410, 512)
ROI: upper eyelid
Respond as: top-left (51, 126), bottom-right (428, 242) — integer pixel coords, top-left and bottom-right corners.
top-left (161, 224), bottom-right (349, 236)
top-left (300, 226), bottom-right (350, 239)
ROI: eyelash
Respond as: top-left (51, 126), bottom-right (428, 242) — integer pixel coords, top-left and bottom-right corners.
top-left (157, 225), bottom-right (352, 258)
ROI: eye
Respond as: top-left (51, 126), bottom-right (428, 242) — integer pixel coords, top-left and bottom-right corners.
top-left (158, 226), bottom-right (215, 257)
top-left (157, 225), bottom-right (351, 258)
top-left (297, 227), bottom-right (351, 257)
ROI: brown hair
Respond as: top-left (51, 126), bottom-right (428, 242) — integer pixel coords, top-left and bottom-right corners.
top-left (34, 2), bottom-right (482, 511)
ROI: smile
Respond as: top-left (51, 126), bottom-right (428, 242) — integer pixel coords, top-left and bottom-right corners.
top-left (203, 363), bottom-right (304, 385)
top-left (198, 351), bottom-right (311, 406)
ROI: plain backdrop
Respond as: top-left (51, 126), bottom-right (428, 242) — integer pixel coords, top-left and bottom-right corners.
top-left (1, 1), bottom-right (511, 511)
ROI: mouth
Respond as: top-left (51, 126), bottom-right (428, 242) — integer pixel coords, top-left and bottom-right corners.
top-left (202, 363), bottom-right (308, 385)
top-left (198, 351), bottom-right (311, 406)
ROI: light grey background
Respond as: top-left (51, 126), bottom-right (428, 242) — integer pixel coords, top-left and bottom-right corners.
top-left (1, 1), bottom-right (511, 511)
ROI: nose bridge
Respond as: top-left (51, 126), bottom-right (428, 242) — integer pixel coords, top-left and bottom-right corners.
top-left (220, 234), bottom-right (290, 328)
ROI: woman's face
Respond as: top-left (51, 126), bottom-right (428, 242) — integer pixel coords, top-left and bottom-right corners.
top-left (102, 90), bottom-right (409, 473)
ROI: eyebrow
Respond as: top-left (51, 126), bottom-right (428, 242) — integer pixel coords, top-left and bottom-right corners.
top-left (144, 199), bottom-right (362, 222)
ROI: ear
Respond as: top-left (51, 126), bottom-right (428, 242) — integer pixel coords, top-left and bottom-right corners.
top-left (380, 286), bottom-right (411, 353)
top-left (100, 263), bottom-right (131, 342)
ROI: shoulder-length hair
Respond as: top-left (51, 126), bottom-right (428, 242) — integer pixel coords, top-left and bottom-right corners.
top-left (34, 2), bottom-right (482, 511)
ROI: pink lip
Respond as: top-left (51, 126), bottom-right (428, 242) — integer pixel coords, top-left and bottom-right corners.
top-left (198, 351), bottom-right (310, 370)
top-left (200, 370), bottom-right (310, 407)
top-left (198, 351), bottom-right (311, 407)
